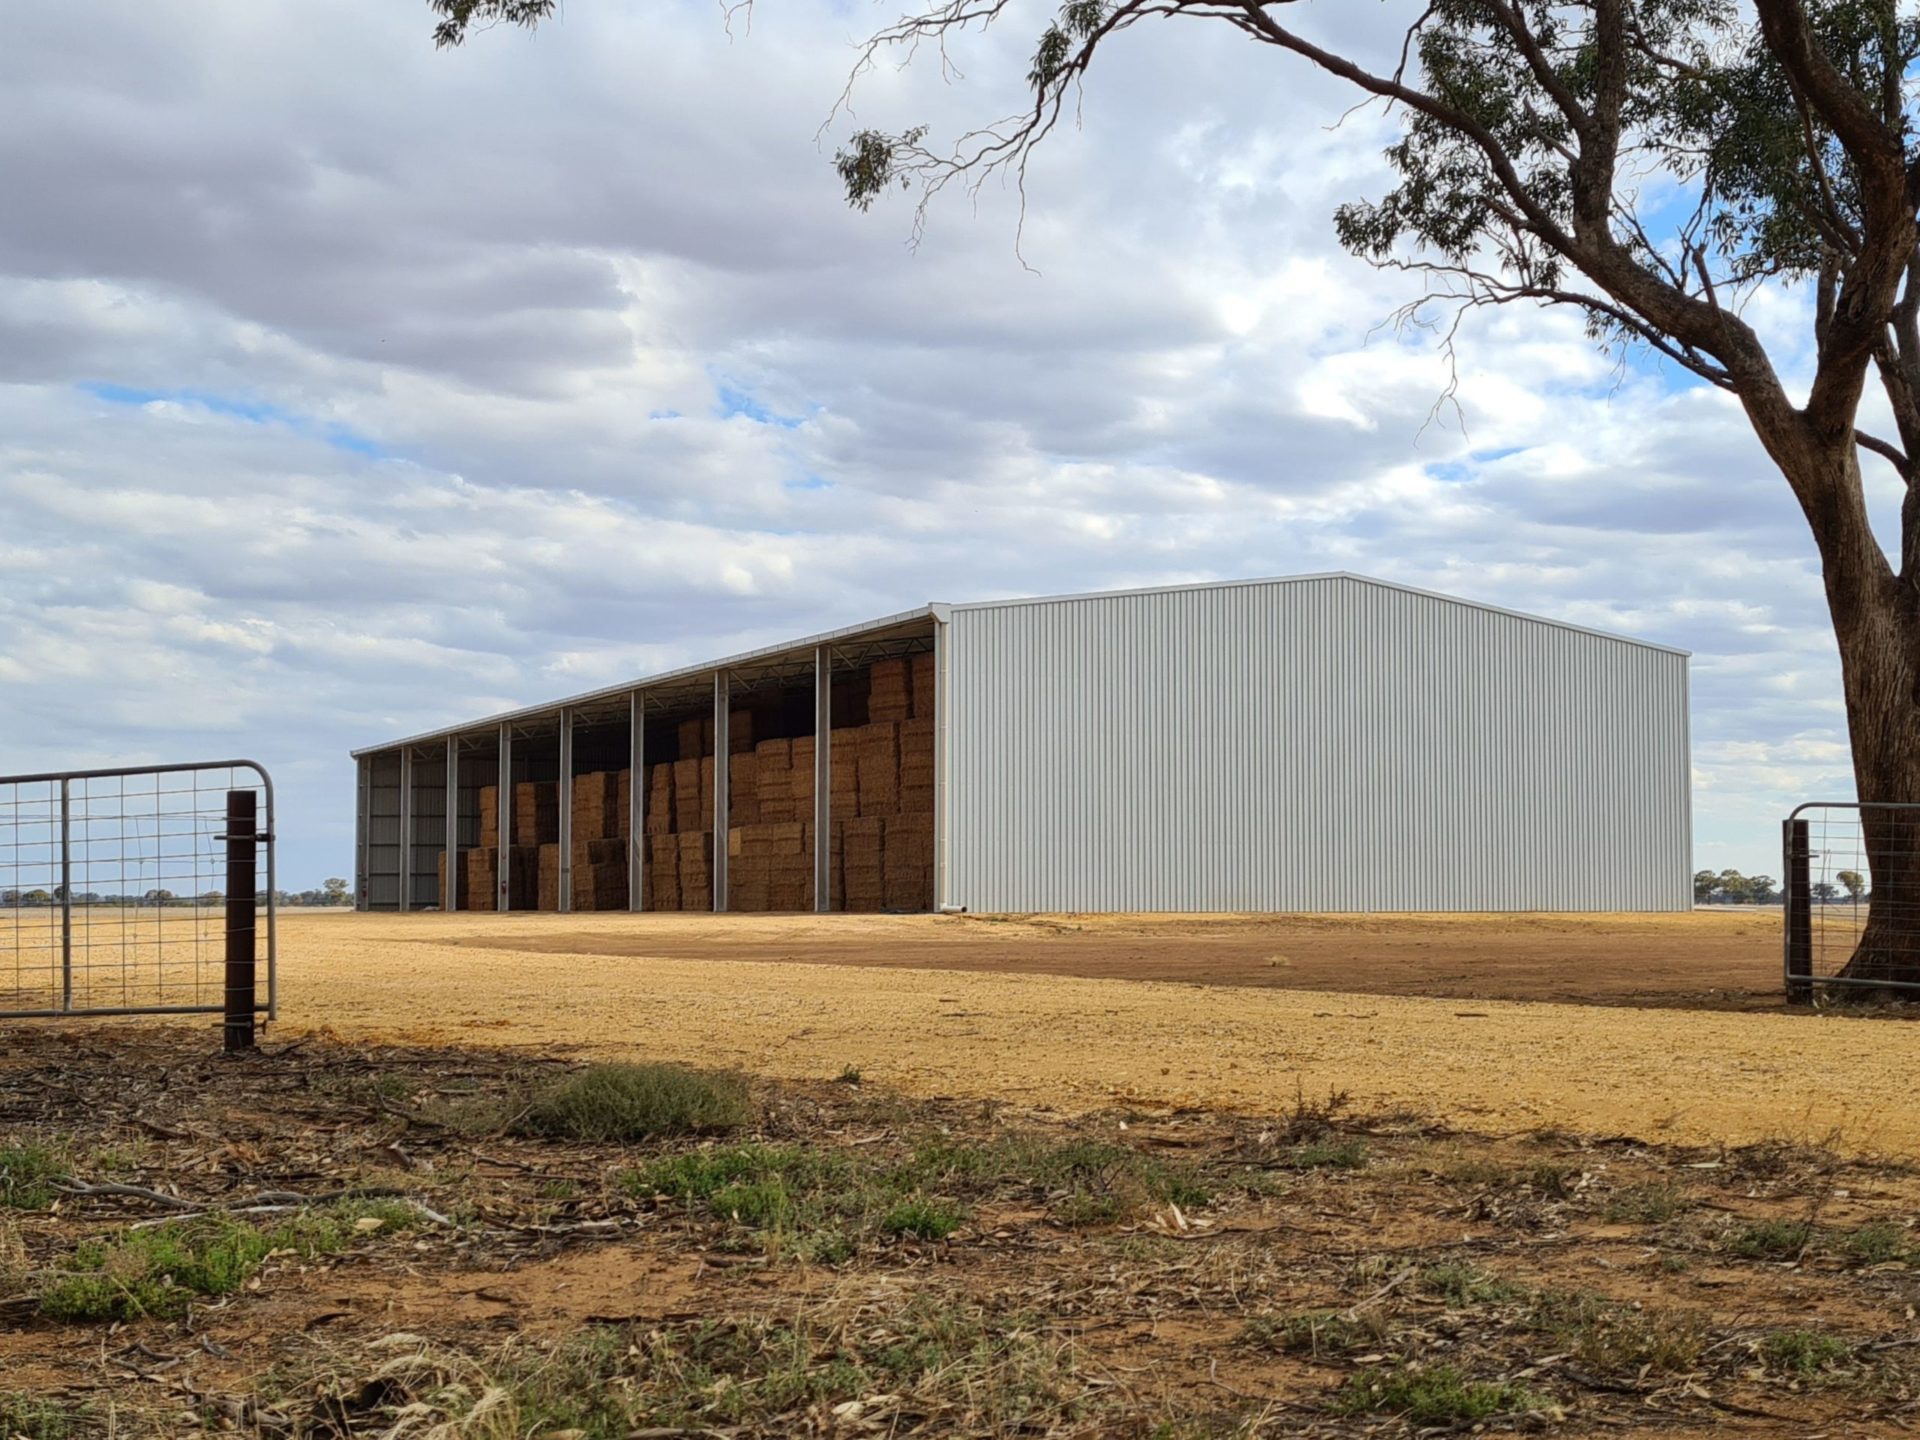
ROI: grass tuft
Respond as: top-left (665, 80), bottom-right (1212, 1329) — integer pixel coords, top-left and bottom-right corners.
top-left (624, 1144), bottom-right (960, 1260)
top-left (1525, 1291), bottom-right (1706, 1374)
top-left (1835, 1220), bottom-right (1909, 1264)
top-left (1330, 1364), bottom-right (1536, 1423)
top-left (1762, 1328), bottom-right (1854, 1375)
top-left (0, 1393), bottom-right (78, 1440)
top-left (1602, 1180), bottom-right (1691, 1224)
top-left (913, 1135), bottom-right (1212, 1227)
top-left (623, 1130), bottom-right (1216, 1255)
top-left (882, 1196), bottom-right (965, 1240)
top-left (1242, 1309), bottom-right (1387, 1357)
top-left (1289, 1138), bottom-right (1369, 1171)
top-left (518, 1064), bottom-right (750, 1143)
top-left (0, 1144), bottom-right (64, 1211)
top-left (38, 1199), bottom-right (414, 1322)
top-left (302, 1295), bottom-right (1082, 1436)
top-left (1416, 1261), bottom-right (1517, 1307)
top-left (1723, 1217), bottom-right (1814, 1260)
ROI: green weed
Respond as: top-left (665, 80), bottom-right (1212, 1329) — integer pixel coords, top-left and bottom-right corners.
top-left (624, 1144), bottom-right (958, 1259)
top-left (519, 1064), bottom-right (750, 1142)
top-left (1762, 1329), bottom-right (1853, 1375)
top-left (882, 1196), bottom-right (965, 1240)
top-left (39, 1199), bottom-right (413, 1322)
top-left (1289, 1138), bottom-right (1368, 1170)
top-left (1602, 1180), bottom-right (1691, 1224)
top-left (1525, 1291), bottom-right (1706, 1374)
top-left (1330, 1364), bottom-right (1536, 1424)
top-left (0, 1393), bottom-right (78, 1440)
top-left (1242, 1309), bottom-right (1387, 1357)
top-left (912, 1135), bottom-right (1211, 1226)
top-left (1417, 1261), bottom-right (1517, 1307)
top-left (1723, 1217), bottom-right (1814, 1260)
top-left (342, 1295), bottom-right (1080, 1436)
top-left (1835, 1220), bottom-right (1908, 1265)
top-left (0, 1144), bottom-right (64, 1210)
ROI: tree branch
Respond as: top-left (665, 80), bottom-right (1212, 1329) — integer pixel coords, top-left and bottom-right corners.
top-left (1855, 428), bottom-right (1908, 473)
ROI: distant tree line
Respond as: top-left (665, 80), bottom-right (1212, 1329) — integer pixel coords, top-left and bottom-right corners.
top-left (0, 878), bottom-right (353, 908)
top-left (1694, 870), bottom-right (1868, 906)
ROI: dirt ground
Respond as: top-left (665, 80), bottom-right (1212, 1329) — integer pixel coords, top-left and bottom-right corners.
top-left (7, 1025), bottom-right (1920, 1438)
top-left (439, 906), bottom-right (1790, 1009)
top-left (270, 909), bottom-right (1920, 1154)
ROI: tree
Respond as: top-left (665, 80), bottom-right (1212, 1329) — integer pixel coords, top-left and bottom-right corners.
top-left (1750, 873), bottom-right (1780, 903)
top-left (1813, 879), bottom-right (1841, 901)
top-left (1837, 867), bottom-right (1867, 900)
top-left (433, 0), bottom-right (1920, 980)
top-left (323, 877), bottom-right (352, 906)
top-left (1694, 869), bottom-right (1720, 903)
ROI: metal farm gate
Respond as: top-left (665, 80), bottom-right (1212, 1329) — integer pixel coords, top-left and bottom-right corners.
top-left (1783, 801), bottom-right (1920, 1001)
top-left (0, 761), bottom-right (275, 1048)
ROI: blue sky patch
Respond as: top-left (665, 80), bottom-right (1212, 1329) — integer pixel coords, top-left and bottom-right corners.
top-left (80, 382), bottom-right (388, 459)
top-left (713, 376), bottom-right (808, 429)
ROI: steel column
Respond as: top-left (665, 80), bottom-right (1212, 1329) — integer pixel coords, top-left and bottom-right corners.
top-left (814, 645), bottom-right (832, 913)
top-left (933, 620), bottom-right (950, 911)
top-left (445, 737), bottom-right (459, 913)
top-left (629, 691), bottom-right (646, 912)
top-left (712, 672), bottom-right (729, 912)
top-left (398, 749), bottom-right (414, 913)
top-left (558, 707), bottom-right (574, 913)
top-left (355, 756), bottom-right (370, 912)
top-left (497, 725), bottom-right (513, 912)
top-left (58, 778), bottom-right (72, 1011)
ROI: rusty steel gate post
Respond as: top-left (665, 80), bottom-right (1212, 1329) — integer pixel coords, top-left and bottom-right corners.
top-left (224, 790), bottom-right (258, 1052)
top-left (1784, 817), bottom-right (1813, 1004)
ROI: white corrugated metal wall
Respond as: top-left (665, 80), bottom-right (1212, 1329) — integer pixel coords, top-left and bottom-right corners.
top-left (944, 575), bottom-right (1690, 913)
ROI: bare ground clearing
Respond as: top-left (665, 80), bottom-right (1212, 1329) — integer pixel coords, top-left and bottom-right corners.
top-left (5, 1025), bottom-right (1920, 1437)
top-left (275, 911), bottom-right (1920, 1153)
top-left (437, 906), bottom-right (1788, 1009)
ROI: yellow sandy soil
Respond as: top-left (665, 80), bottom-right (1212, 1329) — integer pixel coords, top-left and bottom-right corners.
top-left (266, 909), bottom-right (1918, 1153)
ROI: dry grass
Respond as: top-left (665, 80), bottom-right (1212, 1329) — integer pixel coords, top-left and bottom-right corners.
top-left (2, 1025), bottom-right (1917, 1437)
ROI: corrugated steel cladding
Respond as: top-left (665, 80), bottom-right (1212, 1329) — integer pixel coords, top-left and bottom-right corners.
top-left (943, 576), bottom-right (1690, 913)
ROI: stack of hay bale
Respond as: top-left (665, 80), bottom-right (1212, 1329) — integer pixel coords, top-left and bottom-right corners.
top-left (442, 655), bottom-right (936, 913)
top-left (720, 652), bottom-right (935, 913)
top-left (435, 851), bottom-right (468, 910)
top-left (635, 709), bottom-right (753, 911)
top-left (561, 769), bottom-right (629, 912)
top-left (449, 783), bottom-right (541, 911)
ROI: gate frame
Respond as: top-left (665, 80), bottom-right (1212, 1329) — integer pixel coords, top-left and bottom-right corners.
top-left (0, 759), bottom-right (277, 1021)
top-left (1782, 799), bottom-right (1920, 1001)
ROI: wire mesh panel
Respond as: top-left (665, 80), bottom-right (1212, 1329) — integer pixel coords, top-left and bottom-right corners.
top-left (1783, 802), bottom-right (1920, 998)
top-left (0, 761), bottom-right (275, 1019)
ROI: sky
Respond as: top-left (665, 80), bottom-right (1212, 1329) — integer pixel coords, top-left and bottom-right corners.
top-left (0, 0), bottom-right (1884, 889)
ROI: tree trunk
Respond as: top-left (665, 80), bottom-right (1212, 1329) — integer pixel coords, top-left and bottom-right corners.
top-left (1826, 548), bottom-right (1920, 988)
